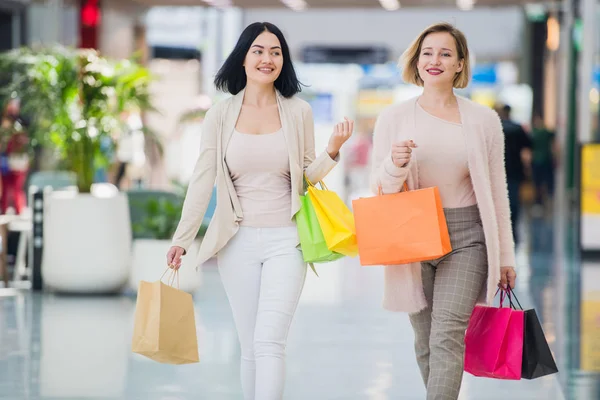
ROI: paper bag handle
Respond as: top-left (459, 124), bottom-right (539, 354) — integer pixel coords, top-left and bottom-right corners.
top-left (160, 267), bottom-right (180, 289)
top-left (304, 173), bottom-right (328, 191)
top-left (377, 182), bottom-right (409, 196)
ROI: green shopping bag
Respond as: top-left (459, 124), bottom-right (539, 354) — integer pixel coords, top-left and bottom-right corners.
top-left (296, 194), bottom-right (344, 272)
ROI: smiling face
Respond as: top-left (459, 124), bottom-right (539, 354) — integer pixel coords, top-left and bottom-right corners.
top-left (243, 30), bottom-right (284, 86)
top-left (417, 32), bottom-right (464, 88)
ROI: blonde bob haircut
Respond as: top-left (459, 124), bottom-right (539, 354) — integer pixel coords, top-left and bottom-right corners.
top-left (400, 23), bottom-right (471, 89)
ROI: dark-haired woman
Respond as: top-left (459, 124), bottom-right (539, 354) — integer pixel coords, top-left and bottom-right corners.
top-left (166, 22), bottom-right (353, 400)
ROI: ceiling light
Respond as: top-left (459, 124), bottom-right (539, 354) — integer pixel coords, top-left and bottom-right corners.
top-left (457, 0), bottom-right (475, 11)
top-left (546, 16), bottom-right (560, 51)
top-left (379, 0), bottom-right (400, 11)
top-left (590, 88), bottom-right (599, 105)
top-left (281, 0), bottom-right (307, 11)
top-left (204, 0), bottom-right (232, 7)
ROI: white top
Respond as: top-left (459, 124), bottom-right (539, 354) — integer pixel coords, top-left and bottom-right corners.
top-left (414, 102), bottom-right (477, 208)
top-left (225, 129), bottom-right (294, 227)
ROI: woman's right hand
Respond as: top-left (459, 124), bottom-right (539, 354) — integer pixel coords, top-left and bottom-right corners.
top-left (166, 246), bottom-right (186, 270)
top-left (391, 140), bottom-right (418, 168)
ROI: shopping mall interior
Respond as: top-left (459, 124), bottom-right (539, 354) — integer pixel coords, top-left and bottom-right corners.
top-left (0, 0), bottom-right (599, 399)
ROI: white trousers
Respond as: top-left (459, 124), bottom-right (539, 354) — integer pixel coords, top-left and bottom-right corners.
top-left (217, 226), bottom-right (307, 400)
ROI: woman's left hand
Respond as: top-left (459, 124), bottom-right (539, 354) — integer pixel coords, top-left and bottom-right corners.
top-left (326, 117), bottom-right (354, 159)
top-left (499, 266), bottom-right (517, 289)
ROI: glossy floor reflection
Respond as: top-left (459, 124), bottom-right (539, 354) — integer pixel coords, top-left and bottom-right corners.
top-left (0, 242), bottom-right (565, 400)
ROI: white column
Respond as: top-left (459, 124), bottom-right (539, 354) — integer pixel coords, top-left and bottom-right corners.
top-left (201, 7), bottom-right (220, 97)
top-left (48, 0), bottom-right (62, 44)
top-left (27, 0), bottom-right (63, 46)
top-left (553, 0), bottom-right (573, 253)
top-left (556, 0), bottom-right (573, 150)
top-left (220, 7), bottom-right (243, 61)
top-left (99, 0), bottom-right (148, 60)
top-left (577, 0), bottom-right (596, 144)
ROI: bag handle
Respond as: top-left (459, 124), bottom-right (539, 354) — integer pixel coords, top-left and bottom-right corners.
top-left (499, 289), bottom-right (513, 309)
top-left (377, 182), bottom-right (409, 196)
top-left (304, 173), bottom-right (328, 191)
top-left (506, 286), bottom-right (523, 310)
top-left (160, 266), bottom-right (180, 289)
top-left (496, 287), bottom-right (523, 310)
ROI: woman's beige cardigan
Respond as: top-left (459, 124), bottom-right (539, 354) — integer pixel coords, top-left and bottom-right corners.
top-left (171, 89), bottom-right (338, 268)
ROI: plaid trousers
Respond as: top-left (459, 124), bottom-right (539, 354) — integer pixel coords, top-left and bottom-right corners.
top-left (409, 205), bottom-right (488, 400)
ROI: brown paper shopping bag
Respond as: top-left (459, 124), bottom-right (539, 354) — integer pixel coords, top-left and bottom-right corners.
top-left (131, 269), bottom-right (199, 364)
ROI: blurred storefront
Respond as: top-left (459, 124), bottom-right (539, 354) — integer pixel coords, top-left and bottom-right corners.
top-left (25, 0), bottom-right (146, 57)
top-left (547, 0), bottom-right (600, 398)
top-left (0, 0), bottom-right (29, 51)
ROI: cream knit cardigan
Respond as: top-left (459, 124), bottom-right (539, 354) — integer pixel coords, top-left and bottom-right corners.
top-left (370, 96), bottom-right (516, 314)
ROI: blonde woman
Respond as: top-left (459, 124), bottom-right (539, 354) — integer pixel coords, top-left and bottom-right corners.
top-left (166, 22), bottom-right (353, 400)
top-left (370, 23), bottom-right (517, 399)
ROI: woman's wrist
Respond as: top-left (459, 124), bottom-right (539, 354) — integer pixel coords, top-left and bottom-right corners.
top-left (390, 154), bottom-right (408, 168)
top-left (326, 146), bottom-right (339, 160)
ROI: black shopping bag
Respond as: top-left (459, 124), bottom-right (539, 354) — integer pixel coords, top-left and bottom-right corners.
top-left (521, 308), bottom-right (559, 379)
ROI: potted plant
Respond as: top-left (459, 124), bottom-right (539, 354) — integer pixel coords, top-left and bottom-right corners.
top-left (0, 46), bottom-right (156, 293)
top-left (128, 196), bottom-right (202, 294)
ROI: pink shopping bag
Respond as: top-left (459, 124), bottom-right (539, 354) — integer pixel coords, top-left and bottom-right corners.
top-left (464, 292), bottom-right (525, 380)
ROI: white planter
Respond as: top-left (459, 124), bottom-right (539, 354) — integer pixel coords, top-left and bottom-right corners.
top-left (42, 190), bottom-right (132, 293)
top-left (128, 239), bottom-right (202, 294)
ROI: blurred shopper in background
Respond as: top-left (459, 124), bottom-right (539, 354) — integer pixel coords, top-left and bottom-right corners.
top-left (114, 110), bottom-right (146, 190)
top-left (370, 23), bottom-right (516, 400)
top-left (166, 22), bottom-right (353, 400)
top-left (345, 130), bottom-right (372, 197)
top-left (497, 103), bottom-right (532, 244)
top-left (530, 113), bottom-right (557, 211)
top-left (1, 98), bottom-right (30, 215)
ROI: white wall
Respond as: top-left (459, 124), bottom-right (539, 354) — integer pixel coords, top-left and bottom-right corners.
top-left (27, 0), bottom-right (146, 55)
top-left (146, 59), bottom-right (202, 187)
top-left (100, 0), bottom-right (147, 60)
top-left (242, 7), bottom-right (525, 62)
top-left (2, 0), bottom-right (32, 4)
top-left (27, 0), bottom-right (78, 47)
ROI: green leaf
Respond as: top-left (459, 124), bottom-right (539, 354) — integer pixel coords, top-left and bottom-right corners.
top-left (133, 196), bottom-right (184, 240)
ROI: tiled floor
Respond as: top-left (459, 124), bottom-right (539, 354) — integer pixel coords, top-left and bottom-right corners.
top-left (0, 244), bottom-right (565, 400)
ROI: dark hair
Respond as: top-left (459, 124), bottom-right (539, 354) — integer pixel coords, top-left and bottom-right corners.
top-left (214, 22), bottom-right (302, 98)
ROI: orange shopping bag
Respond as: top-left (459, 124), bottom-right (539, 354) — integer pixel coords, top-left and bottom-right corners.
top-left (352, 184), bottom-right (452, 266)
